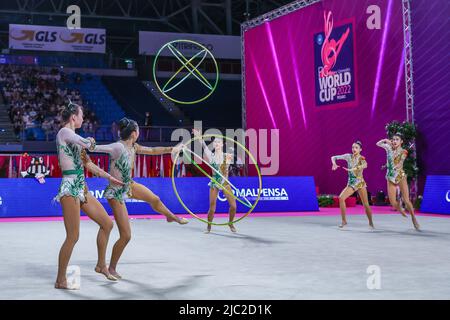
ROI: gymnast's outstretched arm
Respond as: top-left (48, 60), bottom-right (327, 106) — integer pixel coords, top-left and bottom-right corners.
top-left (93, 142), bottom-right (124, 159)
top-left (192, 128), bottom-right (213, 162)
top-left (135, 143), bottom-right (174, 155)
top-left (59, 127), bottom-right (95, 151)
top-left (81, 150), bottom-right (124, 185)
top-left (331, 153), bottom-right (351, 163)
top-left (331, 153), bottom-right (350, 170)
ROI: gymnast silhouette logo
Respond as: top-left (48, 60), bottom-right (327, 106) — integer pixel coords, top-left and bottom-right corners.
top-left (319, 11), bottom-right (350, 78)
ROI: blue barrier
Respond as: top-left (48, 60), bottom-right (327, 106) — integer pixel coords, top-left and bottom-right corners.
top-left (0, 176), bottom-right (319, 218)
top-left (420, 175), bottom-right (450, 214)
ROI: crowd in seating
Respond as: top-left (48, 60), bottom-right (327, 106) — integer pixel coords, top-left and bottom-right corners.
top-left (0, 65), bottom-right (99, 140)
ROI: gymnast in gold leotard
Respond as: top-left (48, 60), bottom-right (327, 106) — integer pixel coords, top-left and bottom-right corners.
top-left (331, 140), bottom-right (374, 229)
top-left (376, 133), bottom-right (420, 230)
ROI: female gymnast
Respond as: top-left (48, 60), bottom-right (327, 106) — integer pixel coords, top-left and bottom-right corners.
top-left (192, 129), bottom-right (237, 234)
top-left (376, 133), bottom-right (420, 230)
top-left (331, 141), bottom-right (375, 229)
top-left (93, 118), bottom-right (188, 279)
top-left (54, 102), bottom-right (124, 289)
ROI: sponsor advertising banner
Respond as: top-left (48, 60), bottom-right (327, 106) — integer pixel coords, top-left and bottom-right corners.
top-left (9, 24), bottom-right (106, 53)
top-left (0, 177), bottom-right (318, 217)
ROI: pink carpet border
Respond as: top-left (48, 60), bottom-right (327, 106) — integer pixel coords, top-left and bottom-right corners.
top-left (0, 206), bottom-right (448, 223)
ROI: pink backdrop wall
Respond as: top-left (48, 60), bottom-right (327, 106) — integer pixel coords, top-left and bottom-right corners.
top-left (244, 0), bottom-right (406, 194)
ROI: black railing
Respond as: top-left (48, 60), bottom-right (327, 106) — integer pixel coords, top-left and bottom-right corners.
top-left (17, 124), bottom-right (232, 143)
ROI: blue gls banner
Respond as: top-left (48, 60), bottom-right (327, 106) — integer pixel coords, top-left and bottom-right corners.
top-left (0, 176), bottom-right (318, 218)
top-left (420, 175), bottom-right (450, 214)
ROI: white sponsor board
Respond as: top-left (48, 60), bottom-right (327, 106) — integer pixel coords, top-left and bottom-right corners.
top-left (139, 31), bottom-right (240, 59)
top-left (9, 24), bottom-right (106, 54)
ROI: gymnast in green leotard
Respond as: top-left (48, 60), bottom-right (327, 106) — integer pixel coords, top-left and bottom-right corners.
top-left (192, 128), bottom-right (237, 234)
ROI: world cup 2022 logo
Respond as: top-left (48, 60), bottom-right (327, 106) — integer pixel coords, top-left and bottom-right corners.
top-left (314, 11), bottom-right (356, 107)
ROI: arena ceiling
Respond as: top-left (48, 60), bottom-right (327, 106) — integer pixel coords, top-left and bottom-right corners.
top-left (0, 0), bottom-right (294, 59)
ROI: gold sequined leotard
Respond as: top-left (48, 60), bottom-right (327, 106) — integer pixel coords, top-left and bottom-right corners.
top-left (379, 142), bottom-right (408, 184)
top-left (332, 153), bottom-right (368, 191)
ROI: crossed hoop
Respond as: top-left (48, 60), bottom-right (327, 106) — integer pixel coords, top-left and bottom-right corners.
top-left (152, 40), bottom-right (219, 105)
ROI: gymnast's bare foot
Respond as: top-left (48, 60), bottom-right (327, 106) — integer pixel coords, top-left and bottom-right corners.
top-left (95, 265), bottom-right (117, 281)
top-left (204, 225), bottom-right (212, 233)
top-left (54, 279), bottom-right (79, 290)
top-left (176, 217), bottom-right (189, 224)
top-left (412, 217), bottom-right (421, 231)
top-left (229, 224), bottom-right (237, 233)
top-left (167, 215), bottom-right (189, 224)
top-left (108, 267), bottom-right (122, 280)
top-left (400, 209), bottom-right (408, 218)
top-left (339, 221), bottom-right (347, 228)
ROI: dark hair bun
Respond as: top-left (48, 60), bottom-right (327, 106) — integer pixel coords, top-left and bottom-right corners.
top-left (61, 101), bottom-right (82, 123)
top-left (118, 117), bottom-right (138, 140)
top-left (354, 140), bottom-right (363, 147)
top-left (118, 117), bottom-right (130, 130)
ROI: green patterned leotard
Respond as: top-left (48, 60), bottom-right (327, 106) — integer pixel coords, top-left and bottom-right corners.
top-left (200, 140), bottom-right (231, 190)
top-left (54, 127), bottom-right (93, 203)
top-left (94, 142), bottom-right (173, 203)
top-left (94, 142), bottom-right (135, 203)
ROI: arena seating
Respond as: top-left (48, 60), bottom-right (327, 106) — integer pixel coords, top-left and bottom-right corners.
top-left (1, 65), bottom-right (242, 143)
top-left (0, 65), bottom-right (126, 141)
top-left (160, 78), bottom-right (242, 128)
top-left (102, 76), bottom-right (178, 127)
top-left (63, 73), bottom-right (125, 140)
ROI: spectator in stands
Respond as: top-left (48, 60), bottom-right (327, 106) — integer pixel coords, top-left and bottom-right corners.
top-left (88, 120), bottom-right (95, 136)
top-left (82, 118), bottom-right (90, 133)
top-left (143, 112), bottom-right (152, 141)
top-left (75, 73), bottom-right (82, 84)
top-left (12, 110), bottom-right (22, 136)
top-left (91, 111), bottom-right (98, 124)
top-left (41, 117), bottom-right (54, 139)
top-left (111, 121), bottom-right (119, 140)
top-left (144, 112), bottom-right (151, 126)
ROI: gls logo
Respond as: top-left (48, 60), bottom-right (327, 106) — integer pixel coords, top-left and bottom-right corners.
top-left (446, 190), bottom-right (450, 203)
top-left (0, 196), bottom-right (3, 206)
top-left (59, 33), bottom-right (106, 45)
top-left (10, 30), bottom-right (58, 42)
top-left (9, 30), bottom-right (105, 45)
